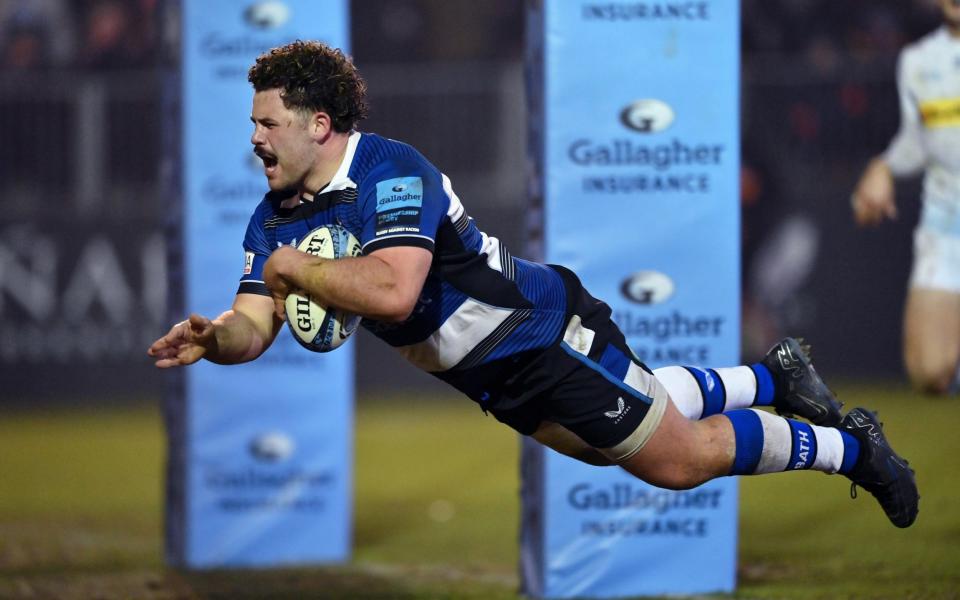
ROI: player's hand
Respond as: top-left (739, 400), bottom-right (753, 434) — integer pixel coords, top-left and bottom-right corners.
top-left (851, 158), bottom-right (897, 227)
top-left (263, 246), bottom-right (302, 320)
top-left (147, 313), bottom-right (217, 368)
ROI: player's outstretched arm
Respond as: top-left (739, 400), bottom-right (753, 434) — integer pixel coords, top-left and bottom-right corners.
top-left (851, 157), bottom-right (898, 227)
top-left (147, 293), bottom-right (281, 367)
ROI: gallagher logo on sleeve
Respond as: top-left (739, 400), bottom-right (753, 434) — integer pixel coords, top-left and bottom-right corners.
top-left (375, 176), bottom-right (424, 235)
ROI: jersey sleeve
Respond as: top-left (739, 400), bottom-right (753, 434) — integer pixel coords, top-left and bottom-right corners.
top-left (356, 159), bottom-right (448, 255)
top-left (883, 48), bottom-right (928, 177)
top-left (237, 201), bottom-right (273, 296)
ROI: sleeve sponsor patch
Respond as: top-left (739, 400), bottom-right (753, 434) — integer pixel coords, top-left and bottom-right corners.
top-left (243, 251), bottom-right (255, 275)
top-left (920, 97), bottom-right (960, 128)
top-left (375, 176), bottom-right (423, 236)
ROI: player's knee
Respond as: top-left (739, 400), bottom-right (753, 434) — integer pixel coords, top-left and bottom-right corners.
top-left (908, 368), bottom-right (952, 395)
top-left (906, 359), bottom-right (954, 395)
top-left (638, 464), bottom-right (709, 490)
top-left (620, 454), bottom-right (712, 490)
top-left (617, 405), bottom-right (727, 489)
top-left (904, 340), bottom-right (958, 395)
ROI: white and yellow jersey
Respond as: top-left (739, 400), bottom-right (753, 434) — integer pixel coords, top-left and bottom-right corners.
top-left (886, 26), bottom-right (960, 217)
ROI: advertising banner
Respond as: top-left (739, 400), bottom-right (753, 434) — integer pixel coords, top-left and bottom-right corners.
top-left (523, 1), bottom-right (740, 596)
top-left (0, 218), bottom-right (166, 399)
top-left (169, 0), bottom-right (352, 567)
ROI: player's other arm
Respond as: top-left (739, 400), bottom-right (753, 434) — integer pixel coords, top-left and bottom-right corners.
top-left (852, 49), bottom-right (927, 227)
top-left (263, 245), bottom-right (432, 322)
top-left (852, 157), bottom-right (898, 227)
top-left (148, 293), bottom-right (282, 368)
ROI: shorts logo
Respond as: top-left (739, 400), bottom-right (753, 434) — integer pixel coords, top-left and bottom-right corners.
top-left (605, 397), bottom-right (631, 423)
top-left (243, 251), bottom-right (254, 275)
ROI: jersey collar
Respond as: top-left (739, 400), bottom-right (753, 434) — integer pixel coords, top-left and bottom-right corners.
top-left (316, 130), bottom-right (361, 194)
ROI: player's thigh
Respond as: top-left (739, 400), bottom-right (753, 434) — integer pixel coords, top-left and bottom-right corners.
top-left (619, 400), bottom-right (733, 490)
top-left (531, 421), bottom-right (612, 466)
top-left (532, 333), bottom-right (670, 464)
top-left (903, 287), bottom-right (960, 380)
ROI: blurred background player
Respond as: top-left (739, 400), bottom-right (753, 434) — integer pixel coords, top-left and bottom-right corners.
top-left (852, 0), bottom-right (960, 395)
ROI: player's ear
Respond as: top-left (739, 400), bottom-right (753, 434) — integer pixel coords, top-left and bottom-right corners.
top-left (310, 111), bottom-right (333, 139)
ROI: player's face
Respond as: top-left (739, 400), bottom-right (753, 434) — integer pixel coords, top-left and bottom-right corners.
top-left (942, 0), bottom-right (960, 28)
top-left (250, 89), bottom-right (317, 192)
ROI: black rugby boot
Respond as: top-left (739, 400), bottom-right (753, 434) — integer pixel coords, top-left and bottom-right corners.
top-left (761, 337), bottom-right (843, 426)
top-left (840, 408), bottom-right (919, 528)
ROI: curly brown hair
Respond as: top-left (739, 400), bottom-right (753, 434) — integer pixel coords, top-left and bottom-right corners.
top-left (248, 40), bottom-right (368, 133)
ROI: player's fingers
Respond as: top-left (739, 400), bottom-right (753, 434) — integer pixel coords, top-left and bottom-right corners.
top-left (179, 345), bottom-right (206, 365)
top-left (852, 200), bottom-right (872, 227)
top-left (854, 193), bottom-right (893, 227)
top-left (851, 194), bottom-right (866, 221)
top-left (154, 341), bottom-right (207, 367)
top-left (154, 356), bottom-right (185, 368)
top-left (188, 313), bottom-right (210, 330)
top-left (187, 313), bottom-right (215, 339)
top-left (149, 345), bottom-right (178, 359)
top-left (154, 351), bottom-right (190, 368)
top-left (857, 209), bottom-right (880, 228)
top-left (148, 321), bottom-right (187, 354)
top-left (273, 296), bottom-right (286, 320)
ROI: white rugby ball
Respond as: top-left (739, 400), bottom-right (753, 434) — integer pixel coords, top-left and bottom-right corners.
top-left (285, 224), bottom-right (363, 353)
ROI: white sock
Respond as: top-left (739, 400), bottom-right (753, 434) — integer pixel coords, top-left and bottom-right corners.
top-left (654, 365), bottom-right (765, 420)
top-left (725, 409), bottom-right (849, 475)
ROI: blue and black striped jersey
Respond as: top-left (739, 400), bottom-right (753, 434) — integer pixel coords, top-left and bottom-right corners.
top-left (240, 132), bottom-right (568, 406)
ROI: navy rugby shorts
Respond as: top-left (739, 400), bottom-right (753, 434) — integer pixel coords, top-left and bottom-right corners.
top-left (488, 266), bottom-right (669, 462)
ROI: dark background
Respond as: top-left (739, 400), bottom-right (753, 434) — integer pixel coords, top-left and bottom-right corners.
top-left (0, 0), bottom-right (941, 401)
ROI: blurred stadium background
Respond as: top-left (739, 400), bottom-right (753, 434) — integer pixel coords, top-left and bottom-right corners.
top-left (1, 0), bottom-right (959, 598)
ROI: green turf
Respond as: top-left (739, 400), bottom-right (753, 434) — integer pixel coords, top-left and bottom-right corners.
top-left (0, 384), bottom-right (958, 598)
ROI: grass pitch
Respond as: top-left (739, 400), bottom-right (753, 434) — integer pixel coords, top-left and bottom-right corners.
top-left (0, 383), bottom-right (958, 599)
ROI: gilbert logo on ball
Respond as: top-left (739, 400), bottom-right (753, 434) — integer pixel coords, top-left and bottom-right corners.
top-left (285, 225), bottom-right (363, 352)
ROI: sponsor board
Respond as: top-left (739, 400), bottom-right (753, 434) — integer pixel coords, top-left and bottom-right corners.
top-left (565, 113), bottom-right (727, 195)
top-left (524, 0), bottom-right (739, 597)
top-left (173, 0), bottom-right (352, 568)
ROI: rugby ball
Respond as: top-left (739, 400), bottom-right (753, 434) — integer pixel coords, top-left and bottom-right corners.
top-left (284, 224), bottom-right (363, 352)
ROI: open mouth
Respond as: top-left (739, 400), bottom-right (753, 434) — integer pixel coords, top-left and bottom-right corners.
top-left (254, 148), bottom-right (278, 174)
